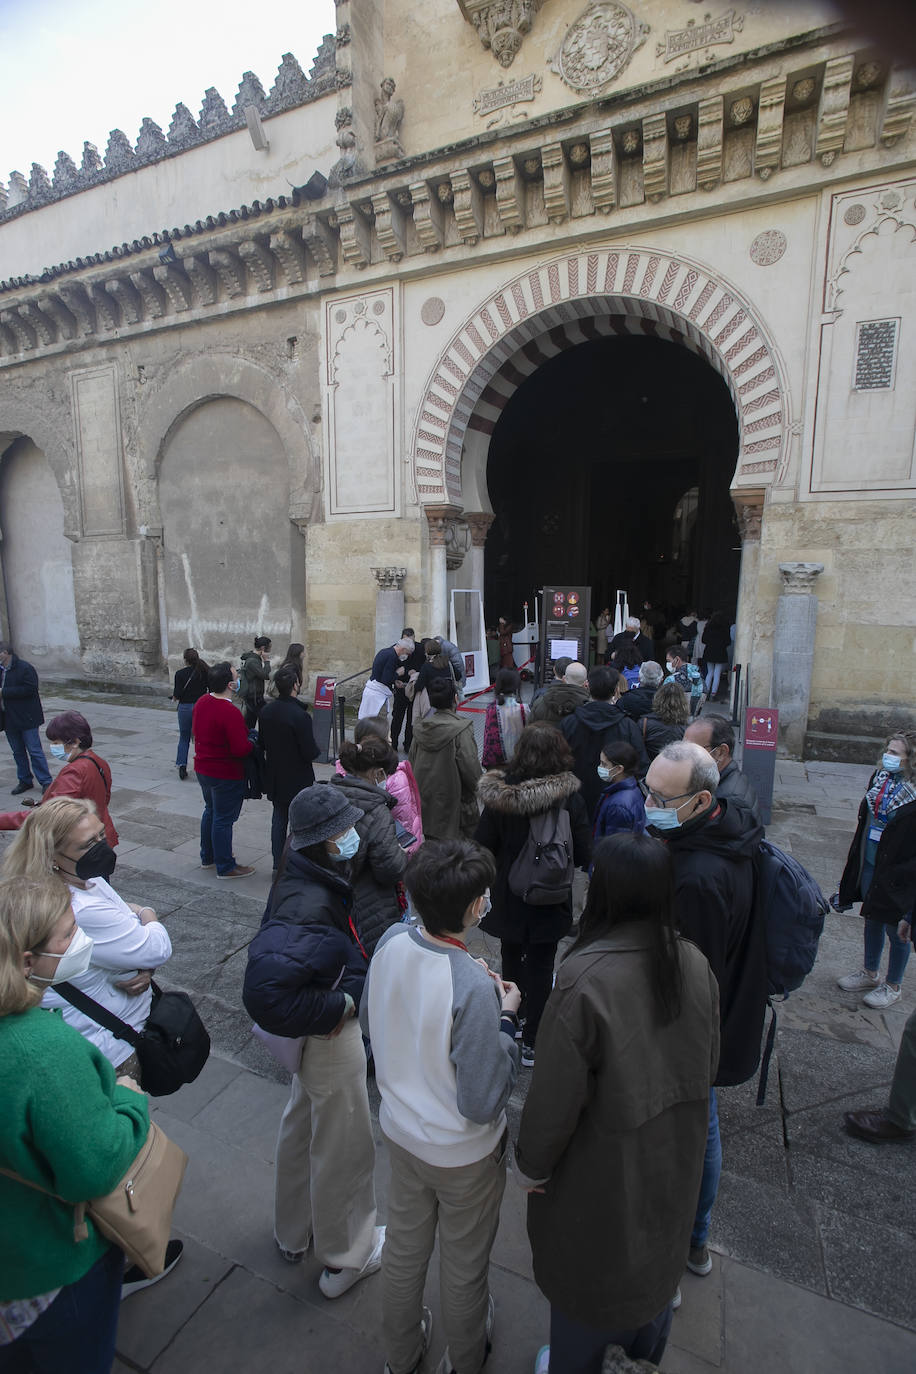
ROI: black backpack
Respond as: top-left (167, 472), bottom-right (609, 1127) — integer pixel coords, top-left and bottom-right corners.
top-left (507, 806), bottom-right (575, 906)
top-left (753, 840), bottom-right (829, 1103)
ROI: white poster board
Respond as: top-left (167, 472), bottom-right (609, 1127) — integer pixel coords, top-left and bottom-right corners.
top-left (449, 589), bottom-right (489, 693)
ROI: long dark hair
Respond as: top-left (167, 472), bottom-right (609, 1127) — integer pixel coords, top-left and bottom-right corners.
top-left (494, 667), bottom-right (521, 706)
top-left (184, 647), bottom-right (209, 680)
top-left (572, 832), bottom-right (683, 1023)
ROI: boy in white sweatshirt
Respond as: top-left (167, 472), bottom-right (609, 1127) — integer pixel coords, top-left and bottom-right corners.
top-left (360, 838), bottom-right (521, 1374)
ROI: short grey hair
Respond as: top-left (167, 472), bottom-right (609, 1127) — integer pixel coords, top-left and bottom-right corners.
top-left (658, 740), bottom-right (720, 796)
top-left (639, 661), bottom-right (664, 688)
top-left (626, 616), bottom-right (640, 631)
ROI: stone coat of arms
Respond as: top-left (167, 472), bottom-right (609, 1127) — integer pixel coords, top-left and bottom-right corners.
top-left (550, 2), bottom-right (649, 94)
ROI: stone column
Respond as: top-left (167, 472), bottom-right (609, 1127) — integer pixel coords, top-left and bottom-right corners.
top-left (465, 512), bottom-right (494, 598)
top-left (732, 489), bottom-right (765, 700)
top-left (772, 562), bottom-right (825, 758)
top-left (424, 504), bottom-right (461, 634)
top-left (371, 566), bottom-right (407, 652)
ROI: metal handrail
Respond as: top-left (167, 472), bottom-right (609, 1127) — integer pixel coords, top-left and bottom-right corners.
top-left (330, 666), bottom-right (373, 759)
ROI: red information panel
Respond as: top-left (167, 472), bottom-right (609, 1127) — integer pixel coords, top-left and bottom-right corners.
top-left (745, 707), bottom-right (778, 749)
top-left (314, 676), bottom-right (336, 710)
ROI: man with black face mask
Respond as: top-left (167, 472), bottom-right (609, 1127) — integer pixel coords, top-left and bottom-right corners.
top-left (642, 741), bottom-right (765, 1287)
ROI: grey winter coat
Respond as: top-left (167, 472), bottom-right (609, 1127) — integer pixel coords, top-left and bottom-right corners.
top-left (328, 772), bottom-right (407, 956)
top-left (409, 710), bottom-right (481, 840)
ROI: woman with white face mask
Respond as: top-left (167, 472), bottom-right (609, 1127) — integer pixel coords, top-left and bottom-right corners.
top-left (1, 798), bottom-right (172, 1076)
top-left (0, 875), bottom-right (150, 1371)
top-left (835, 732), bottom-right (916, 1010)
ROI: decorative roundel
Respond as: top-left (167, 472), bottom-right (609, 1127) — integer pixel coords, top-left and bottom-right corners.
top-left (749, 230), bottom-right (787, 266)
top-left (421, 296), bottom-right (446, 326)
top-left (372, 299), bottom-right (386, 316)
top-left (843, 203), bottom-right (866, 226)
top-left (334, 308), bottom-right (347, 324)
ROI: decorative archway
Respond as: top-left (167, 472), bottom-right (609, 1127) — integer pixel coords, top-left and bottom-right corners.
top-left (412, 246), bottom-right (790, 507)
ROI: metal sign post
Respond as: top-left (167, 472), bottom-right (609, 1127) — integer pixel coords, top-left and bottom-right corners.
top-left (539, 586), bottom-right (592, 685)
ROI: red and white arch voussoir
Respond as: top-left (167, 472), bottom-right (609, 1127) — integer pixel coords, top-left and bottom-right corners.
top-left (413, 247), bottom-right (789, 504)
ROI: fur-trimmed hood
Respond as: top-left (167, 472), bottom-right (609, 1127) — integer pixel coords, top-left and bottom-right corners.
top-left (477, 769), bottom-right (581, 817)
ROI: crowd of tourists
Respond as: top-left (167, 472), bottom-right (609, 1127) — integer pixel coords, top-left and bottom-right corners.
top-left (0, 629), bottom-right (913, 1374)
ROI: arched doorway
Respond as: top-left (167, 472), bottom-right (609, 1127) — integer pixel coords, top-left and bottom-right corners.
top-left (158, 398), bottom-right (296, 665)
top-left (484, 333), bottom-right (740, 623)
top-left (0, 435), bottom-right (81, 670)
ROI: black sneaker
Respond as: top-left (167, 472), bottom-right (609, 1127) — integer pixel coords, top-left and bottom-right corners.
top-left (10, 781), bottom-right (32, 795)
top-left (178, 765), bottom-right (188, 780)
top-left (521, 1044), bottom-right (535, 1069)
top-left (121, 1239), bottom-right (184, 1299)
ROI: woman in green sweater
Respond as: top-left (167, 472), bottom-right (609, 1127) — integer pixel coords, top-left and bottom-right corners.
top-left (0, 874), bottom-right (149, 1371)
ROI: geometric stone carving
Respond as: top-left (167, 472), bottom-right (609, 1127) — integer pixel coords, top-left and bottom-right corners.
top-left (270, 52), bottom-right (310, 109)
top-left (58, 283), bottom-right (97, 334)
top-left (52, 150), bottom-right (80, 193)
top-left (268, 229), bottom-right (310, 284)
top-left (167, 103), bottom-right (199, 145)
top-left (237, 240), bottom-right (275, 292)
top-left (409, 181), bottom-right (445, 252)
top-left (104, 129), bottom-right (137, 174)
top-left (43, 294), bottom-right (79, 339)
top-left (755, 76), bottom-right (786, 180)
top-left (880, 78), bottom-right (916, 148)
top-left (749, 230), bottom-right (787, 266)
top-left (337, 203), bottom-right (372, 268)
top-left (370, 192), bottom-right (408, 261)
top-left (153, 263), bottom-right (192, 311)
top-left (183, 254), bottom-right (218, 305)
top-left (136, 117), bottom-right (168, 160)
top-left (208, 249), bottom-right (248, 298)
top-left (816, 56), bottom-right (853, 167)
top-left (589, 128), bottom-right (618, 212)
top-left (199, 87), bottom-right (232, 135)
top-left (15, 302), bottom-right (55, 346)
top-left (0, 310), bottom-right (36, 351)
top-left (541, 142), bottom-right (571, 222)
top-left (232, 71), bottom-right (267, 118)
top-left (450, 168), bottom-right (485, 244)
top-left (550, 2), bottom-right (648, 93)
top-left (642, 113), bottom-right (668, 203)
top-left (85, 283), bottom-right (121, 331)
top-left (81, 141), bottom-right (103, 175)
top-left (103, 276), bottom-right (143, 324)
top-left (29, 163), bottom-right (52, 201)
top-left (129, 269), bottom-right (167, 319)
top-left (696, 96), bottom-right (724, 190)
top-left (459, 0), bottom-right (545, 68)
top-left (302, 215), bottom-right (338, 277)
top-left (493, 155), bottom-right (525, 232)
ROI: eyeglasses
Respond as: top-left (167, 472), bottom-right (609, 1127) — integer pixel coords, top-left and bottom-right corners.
top-left (639, 780), bottom-right (697, 808)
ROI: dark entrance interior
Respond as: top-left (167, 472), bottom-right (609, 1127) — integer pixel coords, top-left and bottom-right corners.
top-left (484, 334), bottom-right (740, 631)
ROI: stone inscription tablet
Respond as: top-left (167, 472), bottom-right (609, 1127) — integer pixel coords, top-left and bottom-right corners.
top-left (854, 319), bottom-right (898, 390)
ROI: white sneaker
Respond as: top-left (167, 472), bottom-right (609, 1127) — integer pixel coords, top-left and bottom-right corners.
top-left (837, 969), bottom-right (879, 992)
top-left (319, 1225), bottom-right (385, 1299)
top-left (383, 1306), bottom-right (433, 1374)
top-left (436, 1294), bottom-right (494, 1374)
top-left (863, 982), bottom-right (902, 1009)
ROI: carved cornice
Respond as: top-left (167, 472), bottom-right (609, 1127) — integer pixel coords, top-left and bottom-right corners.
top-left (1, 35), bottom-right (913, 368)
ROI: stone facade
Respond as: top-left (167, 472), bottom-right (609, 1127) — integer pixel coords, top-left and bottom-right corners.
top-left (0, 2), bottom-right (914, 757)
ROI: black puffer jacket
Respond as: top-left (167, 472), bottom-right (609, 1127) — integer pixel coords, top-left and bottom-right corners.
top-left (838, 775), bottom-right (916, 925)
top-left (475, 770), bottom-right (592, 944)
top-left (561, 701), bottom-right (649, 817)
top-left (652, 798), bottom-right (766, 1087)
top-left (618, 685), bottom-right (656, 722)
top-left (717, 760), bottom-right (761, 827)
top-left (242, 850), bottom-right (367, 1037)
top-left (640, 714), bottom-right (685, 762)
top-left (328, 772), bottom-right (407, 955)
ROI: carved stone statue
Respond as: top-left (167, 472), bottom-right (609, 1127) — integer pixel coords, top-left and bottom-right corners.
top-left (374, 77), bottom-right (404, 165)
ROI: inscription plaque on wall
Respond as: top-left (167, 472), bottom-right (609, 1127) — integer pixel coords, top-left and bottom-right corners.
top-left (854, 319), bottom-right (898, 391)
top-left (71, 364), bottom-right (126, 536)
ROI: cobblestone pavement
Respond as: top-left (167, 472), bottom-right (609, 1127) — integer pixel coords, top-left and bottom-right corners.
top-left (2, 691), bottom-right (914, 1373)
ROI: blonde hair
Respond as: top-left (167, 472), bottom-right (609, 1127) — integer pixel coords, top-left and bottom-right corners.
top-left (0, 876), bottom-right (71, 1016)
top-left (1, 797), bottom-right (98, 880)
top-left (883, 730), bottom-right (916, 780)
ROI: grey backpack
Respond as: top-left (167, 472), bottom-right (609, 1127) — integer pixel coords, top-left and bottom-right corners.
top-left (507, 806), bottom-right (575, 906)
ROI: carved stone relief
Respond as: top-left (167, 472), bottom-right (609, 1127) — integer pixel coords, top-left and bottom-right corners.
top-left (474, 73), bottom-right (542, 128)
top-left (749, 230), bottom-right (787, 266)
top-left (375, 78), bottom-right (405, 166)
top-left (657, 9), bottom-right (744, 66)
top-left (550, 2), bottom-right (648, 94)
top-left (459, 0), bottom-right (545, 69)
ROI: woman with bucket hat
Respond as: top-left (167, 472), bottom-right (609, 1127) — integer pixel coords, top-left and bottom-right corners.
top-left (242, 785), bottom-right (385, 1299)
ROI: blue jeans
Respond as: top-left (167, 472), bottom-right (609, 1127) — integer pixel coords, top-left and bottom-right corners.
top-left (691, 1087), bottom-right (721, 1249)
top-left (864, 917), bottom-right (911, 986)
top-left (705, 662), bottom-right (725, 696)
top-left (0, 1242), bottom-right (123, 1374)
top-left (197, 774), bottom-right (245, 874)
top-left (175, 702), bottom-right (194, 768)
top-left (548, 1300), bottom-right (673, 1374)
top-left (4, 725), bottom-right (52, 788)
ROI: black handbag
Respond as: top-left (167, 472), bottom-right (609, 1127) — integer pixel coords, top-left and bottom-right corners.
top-left (56, 980), bottom-right (210, 1097)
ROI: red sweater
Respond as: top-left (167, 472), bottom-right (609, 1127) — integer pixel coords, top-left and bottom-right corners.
top-left (0, 751), bottom-right (119, 846)
top-left (192, 694), bottom-right (253, 780)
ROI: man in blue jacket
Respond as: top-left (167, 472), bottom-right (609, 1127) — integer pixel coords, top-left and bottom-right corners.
top-left (0, 642), bottom-right (52, 795)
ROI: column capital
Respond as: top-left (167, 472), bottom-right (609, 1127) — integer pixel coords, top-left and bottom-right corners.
top-left (371, 566), bottom-right (407, 590)
top-left (424, 503), bottom-right (463, 547)
top-left (778, 561), bottom-right (825, 595)
top-left (732, 488), bottom-right (765, 544)
top-left (465, 511), bottom-right (495, 547)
